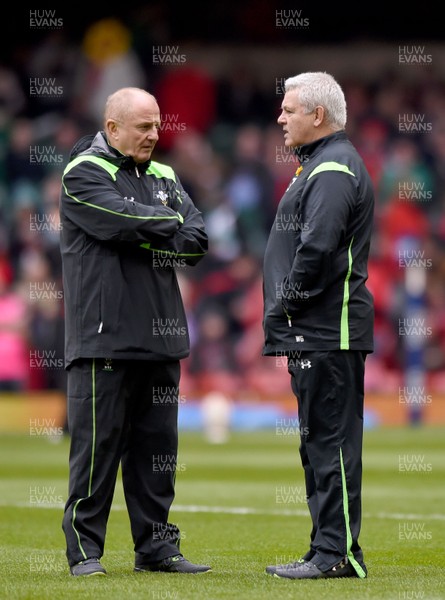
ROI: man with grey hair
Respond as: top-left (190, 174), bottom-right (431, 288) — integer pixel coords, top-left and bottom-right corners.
top-left (263, 72), bottom-right (374, 579)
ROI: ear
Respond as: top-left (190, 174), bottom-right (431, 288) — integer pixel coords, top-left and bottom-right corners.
top-left (106, 119), bottom-right (119, 140)
top-left (313, 106), bottom-right (325, 127)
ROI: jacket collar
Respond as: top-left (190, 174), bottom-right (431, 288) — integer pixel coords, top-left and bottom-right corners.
top-left (294, 130), bottom-right (347, 164)
top-left (74, 131), bottom-right (151, 171)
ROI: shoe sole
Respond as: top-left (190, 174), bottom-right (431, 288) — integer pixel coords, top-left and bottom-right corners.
top-left (134, 567), bottom-right (212, 574)
top-left (272, 571), bottom-right (357, 580)
top-left (71, 571), bottom-right (106, 577)
top-left (322, 571), bottom-right (358, 579)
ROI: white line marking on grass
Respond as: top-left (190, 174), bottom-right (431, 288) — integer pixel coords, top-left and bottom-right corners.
top-left (173, 505), bottom-right (445, 522)
top-left (3, 501), bottom-right (445, 521)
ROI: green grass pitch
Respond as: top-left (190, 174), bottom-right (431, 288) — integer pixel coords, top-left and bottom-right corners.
top-left (0, 425), bottom-right (444, 599)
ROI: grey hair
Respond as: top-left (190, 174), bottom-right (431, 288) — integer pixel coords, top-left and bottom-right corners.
top-left (104, 87), bottom-right (158, 125)
top-left (284, 72), bottom-right (347, 130)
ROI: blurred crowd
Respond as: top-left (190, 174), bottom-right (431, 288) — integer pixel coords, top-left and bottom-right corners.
top-left (1, 17), bottom-right (445, 402)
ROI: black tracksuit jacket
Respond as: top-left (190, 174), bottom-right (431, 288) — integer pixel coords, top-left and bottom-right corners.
top-left (263, 131), bottom-right (374, 355)
top-left (59, 131), bottom-right (208, 367)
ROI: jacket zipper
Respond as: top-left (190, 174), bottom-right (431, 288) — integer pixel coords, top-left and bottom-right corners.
top-left (283, 307), bottom-right (292, 328)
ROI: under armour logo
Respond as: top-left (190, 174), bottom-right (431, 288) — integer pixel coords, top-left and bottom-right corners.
top-left (332, 559), bottom-right (347, 571)
top-left (300, 359), bottom-right (312, 369)
top-left (103, 358), bottom-right (113, 372)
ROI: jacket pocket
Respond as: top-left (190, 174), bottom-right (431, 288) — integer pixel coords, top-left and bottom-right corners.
top-left (96, 255), bottom-right (118, 335)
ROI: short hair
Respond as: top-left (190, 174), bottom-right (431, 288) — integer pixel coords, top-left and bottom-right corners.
top-left (284, 72), bottom-right (347, 130)
top-left (104, 87), bottom-right (158, 126)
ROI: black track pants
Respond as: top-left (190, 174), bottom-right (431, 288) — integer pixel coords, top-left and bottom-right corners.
top-left (62, 358), bottom-right (182, 567)
top-left (287, 350), bottom-right (368, 577)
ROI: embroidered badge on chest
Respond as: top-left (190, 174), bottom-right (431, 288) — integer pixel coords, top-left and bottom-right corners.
top-left (155, 190), bottom-right (169, 205)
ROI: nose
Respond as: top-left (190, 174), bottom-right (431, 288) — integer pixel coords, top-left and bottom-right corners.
top-left (277, 112), bottom-right (285, 125)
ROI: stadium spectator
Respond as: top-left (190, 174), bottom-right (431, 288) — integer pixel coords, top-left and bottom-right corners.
top-left (224, 124), bottom-right (275, 259)
top-left (154, 64), bottom-right (217, 152)
top-left (69, 18), bottom-right (147, 128)
top-left (0, 259), bottom-right (30, 391)
top-left (188, 304), bottom-right (241, 397)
